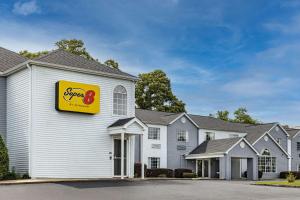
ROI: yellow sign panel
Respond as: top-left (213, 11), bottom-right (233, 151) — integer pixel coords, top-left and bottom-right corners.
top-left (56, 81), bottom-right (100, 114)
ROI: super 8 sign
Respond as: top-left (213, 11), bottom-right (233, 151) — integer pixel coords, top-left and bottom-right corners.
top-left (56, 81), bottom-right (100, 114)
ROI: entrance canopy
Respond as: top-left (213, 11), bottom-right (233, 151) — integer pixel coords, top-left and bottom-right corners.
top-left (108, 117), bottom-right (147, 135)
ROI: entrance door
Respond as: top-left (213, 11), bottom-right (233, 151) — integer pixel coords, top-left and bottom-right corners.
top-left (114, 139), bottom-right (127, 176)
top-left (197, 160), bottom-right (210, 178)
top-left (203, 160), bottom-right (209, 177)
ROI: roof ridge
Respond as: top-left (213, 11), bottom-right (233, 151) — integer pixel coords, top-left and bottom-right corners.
top-left (135, 108), bottom-right (183, 115)
top-left (33, 48), bottom-right (60, 60)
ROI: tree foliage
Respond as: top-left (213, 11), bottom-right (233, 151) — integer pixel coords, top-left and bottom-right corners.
top-left (216, 110), bottom-right (230, 121)
top-left (19, 50), bottom-right (49, 59)
top-left (104, 59), bottom-right (119, 69)
top-left (135, 70), bottom-right (185, 113)
top-left (55, 39), bottom-right (95, 60)
top-left (214, 107), bottom-right (258, 124)
top-left (0, 135), bottom-right (9, 179)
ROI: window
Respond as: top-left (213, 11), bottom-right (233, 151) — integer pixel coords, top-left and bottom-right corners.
top-left (298, 164), bottom-right (300, 172)
top-left (148, 157), bottom-right (160, 169)
top-left (177, 130), bottom-right (187, 142)
top-left (113, 85), bottom-right (127, 115)
top-left (297, 142), bottom-right (300, 151)
top-left (276, 138), bottom-right (281, 145)
top-left (206, 132), bottom-right (215, 141)
top-left (148, 127), bottom-right (160, 140)
top-left (258, 149), bottom-right (276, 173)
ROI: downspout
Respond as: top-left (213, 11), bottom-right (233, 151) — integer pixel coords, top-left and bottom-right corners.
top-left (26, 64), bottom-right (33, 177)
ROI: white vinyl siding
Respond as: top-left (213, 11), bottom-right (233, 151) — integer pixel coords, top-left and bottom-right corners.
top-left (30, 65), bottom-right (135, 178)
top-left (7, 68), bottom-right (30, 174)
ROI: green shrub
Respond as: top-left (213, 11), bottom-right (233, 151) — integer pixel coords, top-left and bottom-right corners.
top-left (0, 135), bottom-right (9, 179)
top-left (182, 172), bottom-right (197, 178)
top-left (174, 168), bottom-right (193, 178)
top-left (134, 163), bottom-right (147, 178)
top-left (2, 170), bottom-right (20, 180)
top-left (22, 173), bottom-right (31, 179)
top-left (146, 168), bottom-right (174, 178)
top-left (287, 172), bottom-right (296, 183)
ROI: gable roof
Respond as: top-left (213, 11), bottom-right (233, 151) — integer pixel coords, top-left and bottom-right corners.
top-left (108, 117), bottom-right (135, 128)
top-left (0, 47), bottom-right (136, 80)
top-left (244, 123), bottom-right (277, 144)
top-left (0, 47), bottom-right (28, 72)
top-left (33, 49), bottom-right (137, 80)
top-left (285, 128), bottom-right (300, 138)
top-left (188, 113), bottom-right (277, 144)
top-left (135, 109), bottom-right (183, 125)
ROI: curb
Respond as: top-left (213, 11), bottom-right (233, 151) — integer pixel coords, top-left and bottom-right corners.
top-left (253, 183), bottom-right (300, 188)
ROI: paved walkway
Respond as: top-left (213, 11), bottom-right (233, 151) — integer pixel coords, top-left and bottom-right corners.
top-left (0, 179), bottom-right (299, 200)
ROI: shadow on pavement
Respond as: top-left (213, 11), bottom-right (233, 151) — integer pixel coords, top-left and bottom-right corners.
top-left (56, 179), bottom-right (188, 189)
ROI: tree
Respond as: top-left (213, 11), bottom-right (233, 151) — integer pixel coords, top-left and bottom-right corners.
top-left (55, 39), bottom-right (95, 60)
top-left (104, 59), bottom-right (119, 69)
top-left (19, 50), bottom-right (49, 59)
top-left (0, 135), bottom-right (9, 179)
top-left (135, 70), bottom-right (185, 113)
top-left (216, 110), bottom-right (230, 121)
top-left (213, 107), bottom-right (258, 124)
top-left (233, 107), bottom-right (258, 124)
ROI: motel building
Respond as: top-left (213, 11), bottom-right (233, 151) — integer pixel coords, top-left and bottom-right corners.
top-left (0, 46), bottom-right (296, 181)
top-left (0, 47), bottom-right (146, 179)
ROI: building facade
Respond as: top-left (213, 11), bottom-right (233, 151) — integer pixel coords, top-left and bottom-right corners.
top-left (1, 47), bottom-right (145, 179)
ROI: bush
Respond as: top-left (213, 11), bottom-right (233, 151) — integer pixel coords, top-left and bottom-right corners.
top-left (0, 135), bottom-right (9, 179)
top-left (174, 168), bottom-right (193, 178)
top-left (182, 172), bottom-right (197, 178)
top-left (146, 168), bottom-right (174, 178)
top-left (134, 163), bottom-right (147, 178)
top-left (280, 171), bottom-right (300, 179)
top-left (1, 171), bottom-right (20, 180)
top-left (287, 172), bottom-right (296, 183)
top-left (22, 173), bottom-right (31, 179)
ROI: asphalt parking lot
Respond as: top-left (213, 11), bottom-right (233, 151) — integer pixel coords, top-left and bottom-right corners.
top-left (0, 179), bottom-right (299, 200)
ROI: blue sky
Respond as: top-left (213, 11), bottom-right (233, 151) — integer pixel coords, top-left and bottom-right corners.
top-left (0, 0), bottom-right (300, 125)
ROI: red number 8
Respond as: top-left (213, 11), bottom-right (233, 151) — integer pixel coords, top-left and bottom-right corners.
top-left (84, 90), bottom-right (95, 105)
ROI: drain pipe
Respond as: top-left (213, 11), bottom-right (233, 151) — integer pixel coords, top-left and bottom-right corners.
top-left (26, 63), bottom-right (33, 177)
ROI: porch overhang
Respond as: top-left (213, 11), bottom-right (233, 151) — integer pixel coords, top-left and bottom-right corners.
top-left (185, 152), bottom-right (225, 159)
top-left (108, 117), bottom-right (147, 135)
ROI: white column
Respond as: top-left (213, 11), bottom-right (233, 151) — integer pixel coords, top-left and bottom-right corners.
top-left (141, 133), bottom-right (144, 179)
top-left (208, 159), bottom-right (211, 178)
top-left (195, 160), bottom-right (198, 176)
top-left (121, 132), bottom-right (125, 179)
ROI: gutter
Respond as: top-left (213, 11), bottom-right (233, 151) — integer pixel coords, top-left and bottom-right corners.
top-left (26, 63), bottom-right (33, 177)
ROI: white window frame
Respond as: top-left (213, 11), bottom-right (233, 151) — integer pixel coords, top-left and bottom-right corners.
top-left (148, 157), bottom-right (160, 169)
top-left (258, 149), bottom-right (276, 173)
top-left (113, 85), bottom-right (127, 116)
top-left (148, 127), bottom-right (160, 140)
top-left (177, 130), bottom-right (188, 142)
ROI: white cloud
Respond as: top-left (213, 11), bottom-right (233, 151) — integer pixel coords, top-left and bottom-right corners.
top-left (13, 0), bottom-right (40, 16)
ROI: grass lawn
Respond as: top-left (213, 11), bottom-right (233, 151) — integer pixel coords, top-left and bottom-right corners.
top-left (256, 180), bottom-right (300, 187)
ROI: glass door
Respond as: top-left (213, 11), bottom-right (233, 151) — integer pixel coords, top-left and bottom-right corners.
top-left (113, 139), bottom-right (127, 176)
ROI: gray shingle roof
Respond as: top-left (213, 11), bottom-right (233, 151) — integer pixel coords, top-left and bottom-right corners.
top-left (34, 49), bottom-right (137, 80)
top-left (188, 114), bottom-right (276, 144)
top-left (285, 128), bottom-right (300, 138)
top-left (135, 109), bottom-right (183, 125)
top-left (108, 117), bottom-right (135, 128)
top-left (0, 47), bottom-right (28, 72)
top-left (189, 137), bottom-right (242, 155)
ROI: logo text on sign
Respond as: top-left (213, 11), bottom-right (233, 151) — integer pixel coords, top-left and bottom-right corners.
top-left (56, 81), bottom-right (100, 114)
